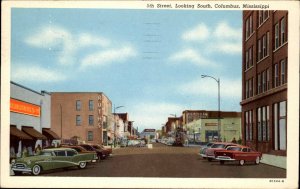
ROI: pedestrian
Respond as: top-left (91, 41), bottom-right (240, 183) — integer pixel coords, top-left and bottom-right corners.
top-left (231, 137), bottom-right (237, 143)
top-left (22, 146), bottom-right (28, 158)
top-left (35, 144), bottom-right (42, 155)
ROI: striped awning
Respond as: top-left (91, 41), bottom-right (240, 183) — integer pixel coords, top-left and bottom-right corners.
top-left (42, 128), bottom-right (60, 140)
top-left (22, 127), bottom-right (47, 140)
top-left (10, 126), bottom-right (32, 140)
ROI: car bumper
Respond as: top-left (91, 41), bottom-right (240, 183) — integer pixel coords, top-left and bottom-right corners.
top-left (215, 156), bottom-right (236, 161)
top-left (199, 153), bottom-right (207, 158)
top-left (11, 167), bottom-right (32, 173)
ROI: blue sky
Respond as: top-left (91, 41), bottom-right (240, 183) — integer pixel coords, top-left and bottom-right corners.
top-left (11, 8), bottom-right (242, 131)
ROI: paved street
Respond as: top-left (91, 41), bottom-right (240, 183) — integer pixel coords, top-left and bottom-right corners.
top-left (18, 143), bottom-right (285, 178)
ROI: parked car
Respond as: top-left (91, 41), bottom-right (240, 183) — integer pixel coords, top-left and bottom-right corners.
top-left (61, 145), bottom-right (98, 160)
top-left (79, 144), bottom-right (106, 160)
top-left (11, 148), bottom-right (97, 176)
top-left (214, 145), bottom-right (262, 165)
top-left (199, 142), bottom-right (214, 159)
top-left (91, 144), bottom-right (112, 158)
top-left (204, 142), bottom-right (238, 161)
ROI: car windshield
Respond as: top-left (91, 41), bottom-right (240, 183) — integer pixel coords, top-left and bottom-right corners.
top-left (211, 144), bottom-right (225, 148)
top-left (226, 147), bottom-right (242, 151)
top-left (207, 143), bottom-right (214, 147)
top-left (40, 151), bottom-right (53, 156)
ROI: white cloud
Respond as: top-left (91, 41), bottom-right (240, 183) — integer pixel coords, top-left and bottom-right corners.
top-left (78, 33), bottom-right (110, 47)
top-left (11, 64), bottom-right (66, 83)
top-left (130, 102), bottom-right (184, 130)
top-left (80, 46), bottom-right (137, 69)
top-left (214, 21), bottom-right (242, 40)
top-left (25, 25), bottom-right (113, 66)
top-left (208, 41), bottom-right (242, 54)
top-left (169, 48), bottom-right (215, 67)
top-left (182, 23), bottom-right (210, 42)
top-left (178, 77), bottom-right (241, 99)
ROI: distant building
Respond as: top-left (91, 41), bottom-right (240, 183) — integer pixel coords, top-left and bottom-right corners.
top-left (10, 81), bottom-right (59, 159)
top-left (241, 11), bottom-right (287, 156)
top-left (182, 110), bottom-right (241, 142)
top-left (51, 92), bottom-right (112, 145)
top-left (140, 129), bottom-right (156, 139)
top-left (164, 117), bottom-right (182, 136)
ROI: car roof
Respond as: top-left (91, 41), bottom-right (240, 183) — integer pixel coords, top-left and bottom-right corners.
top-left (43, 148), bottom-right (76, 151)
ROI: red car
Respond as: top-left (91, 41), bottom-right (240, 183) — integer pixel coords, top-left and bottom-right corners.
top-left (91, 144), bottom-right (112, 158)
top-left (205, 142), bottom-right (238, 161)
top-left (214, 145), bottom-right (262, 165)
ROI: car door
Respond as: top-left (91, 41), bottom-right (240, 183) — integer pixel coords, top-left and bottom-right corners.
top-left (52, 150), bottom-right (73, 169)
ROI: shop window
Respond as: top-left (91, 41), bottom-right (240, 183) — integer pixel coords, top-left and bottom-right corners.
top-left (273, 101), bottom-right (287, 150)
top-left (257, 108), bottom-right (262, 141)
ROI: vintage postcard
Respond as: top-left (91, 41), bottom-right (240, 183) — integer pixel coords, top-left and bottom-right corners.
top-left (1, 0), bottom-right (299, 188)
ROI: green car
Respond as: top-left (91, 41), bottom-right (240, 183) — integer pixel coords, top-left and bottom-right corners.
top-left (11, 148), bottom-right (98, 176)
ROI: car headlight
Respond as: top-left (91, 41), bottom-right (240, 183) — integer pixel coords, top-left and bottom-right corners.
top-left (11, 159), bottom-right (16, 164)
top-left (27, 160), bottom-right (32, 165)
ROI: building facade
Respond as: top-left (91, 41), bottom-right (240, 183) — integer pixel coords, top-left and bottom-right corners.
top-left (139, 129), bottom-right (156, 140)
top-left (183, 110), bottom-right (241, 143)
top-left (10, 82), bottom-right (59, 159)
top-left (241, 11), bottom-right (288, 156)
top-left (51, 92), bottom-right (112, 145)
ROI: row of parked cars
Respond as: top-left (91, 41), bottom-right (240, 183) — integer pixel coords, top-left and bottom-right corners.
top-left (198, 142), bottom-right (262, 166)
top-left (11, 144), bottom-right (112, 176)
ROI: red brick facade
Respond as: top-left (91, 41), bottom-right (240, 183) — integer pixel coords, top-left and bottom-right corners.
top-left (241, 11), bottom-right (288, 156)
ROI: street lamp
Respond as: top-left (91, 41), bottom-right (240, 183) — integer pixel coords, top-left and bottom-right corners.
top-left (114, 105), bottom-right (124, 147)
top-left (201, 74), bottom-right (221, 141)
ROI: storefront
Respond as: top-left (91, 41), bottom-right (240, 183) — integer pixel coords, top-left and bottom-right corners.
top-left (10, 81), bottom-right (59, 160)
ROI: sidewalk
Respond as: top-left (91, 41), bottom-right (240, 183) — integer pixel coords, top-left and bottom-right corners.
top-left (260, 153), bottom-right (286, 169)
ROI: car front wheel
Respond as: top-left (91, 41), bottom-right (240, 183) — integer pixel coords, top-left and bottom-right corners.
top-left (32, 164), bottom-right (41, 176)
top-left (78, 162), bottom-right (87, 169)
top-left (239, 160), bottom-right (245, 166)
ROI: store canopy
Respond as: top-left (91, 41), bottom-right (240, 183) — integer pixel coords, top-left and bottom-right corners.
top-left (10, 126), bottom-right (32, 140)
top-left (22, 127), bottom-right (47, 140)
top-left (42, 128), bottom-right (60, 140)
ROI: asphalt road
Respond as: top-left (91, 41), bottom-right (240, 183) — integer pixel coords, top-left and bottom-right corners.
top-left (32, 143), bottom-right (286, 178)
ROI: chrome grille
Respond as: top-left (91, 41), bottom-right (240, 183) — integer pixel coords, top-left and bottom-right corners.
top-left (15, 163), bottom-right (26, 169)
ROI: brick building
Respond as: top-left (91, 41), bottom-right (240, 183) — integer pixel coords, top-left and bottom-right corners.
top-left (241, 11), bottom-right (288, 156)
top-left (51, 92), bottom-right (112, 145)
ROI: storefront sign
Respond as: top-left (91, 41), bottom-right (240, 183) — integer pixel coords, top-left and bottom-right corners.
top-left (10, 98), bottom-right (40, 117)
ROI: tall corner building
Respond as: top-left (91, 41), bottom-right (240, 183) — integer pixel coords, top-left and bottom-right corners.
top-left (51, 92), bottom-right (112, 145)
top-left (241, 10), bottom-right (287, 156)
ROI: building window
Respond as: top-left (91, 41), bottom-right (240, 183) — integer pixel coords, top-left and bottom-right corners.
top-left (76, 115), bottom-right (81, 126)
top-left (280, 59), bottom-right (286, 85)
top-left (258, 11), bottom-right (263, 26)
top-left (257, 73), bottom-right (261, 94)
top-left (257, 108), bottom-right (262, 141)
top-left (246, 80), bottom-right (249, 98)
top-left (275, 23), bottom-right (279, 49)
top-left (89, 115), bottom-right (94, 126)
top-left (262, 71), bottom-right (266, 92)
top-left (249, 46), bottom-right (253, 67)
top-left (87, 131), bottom-right (93, 141)
top-left (263, 11), bottom-right (269, 21)
top-left (245, 14), bottom-right (253, 39)
top-left (267, 106), bottom-right (270, 141)
top-left (262, 35), bottom-right (267, 57)
top-left (89, 100), bottom-right (94, 111)
top-left (274, 63), bottom-right (279, 87)
top-left (267, 32), bottom-right (270, 56)
top-left (280, 17), bottom-right (286, 45)
top-left (258, 39), bottom-right (262, 61)
top-left (76, 100), bottom-right (81, 111)
top-left (267, 68), bottom-right (270, 90)
top-left (262, 107), bottom-right (266, 141)
top-left (249, 15), bottom-right (253, 34)
top-left (245, 49), bottom-right (249, 70)
top-left (249, 78), bottom-right (253, 97)
top-left (245, 110), bottom-right (253, 141)
top-left (274, 101), bottom-right (287, 150)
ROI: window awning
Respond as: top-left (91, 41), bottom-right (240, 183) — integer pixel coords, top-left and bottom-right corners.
top-left (42, 128), bottom-right (60, 140)
top-left (10, 126), bottom-right (32, 140)
top-left (22, 127), bottom-right (47, 140)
